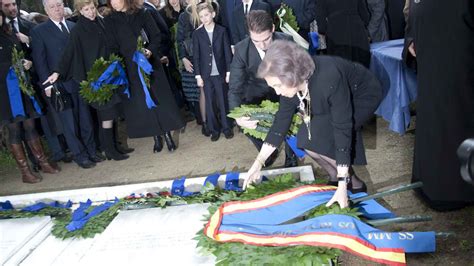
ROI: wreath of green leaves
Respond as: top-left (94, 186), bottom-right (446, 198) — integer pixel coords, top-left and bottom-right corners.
top-left (0, 174), bottom-right (361, 265)
top-left (12, 46), bottom-right (35, 97)
top-left (276, 4), bottom-right (300, 33)
top-left (79, 54), bottom-right (125, 105)
top-left (228, 100), bottom-right (302, 140)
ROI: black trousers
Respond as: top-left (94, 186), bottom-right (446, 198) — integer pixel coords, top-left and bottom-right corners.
top-left (203, 76), bottom-right (232, 134)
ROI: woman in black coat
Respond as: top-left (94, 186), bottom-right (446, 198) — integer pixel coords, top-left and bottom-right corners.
top-left (0, 11), bottom-right (59, 183)
top-left (244, 40), bottom-right (382, 208)
top-left (45, 0), bottom-right (128, 161)
top-left (104, 0), bottom-right (185, 152)
top-left (316, 0), bottom-right (371, 67)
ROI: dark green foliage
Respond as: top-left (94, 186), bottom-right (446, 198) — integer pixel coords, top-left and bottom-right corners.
top-left (12, 47), bottom-right (35, 97)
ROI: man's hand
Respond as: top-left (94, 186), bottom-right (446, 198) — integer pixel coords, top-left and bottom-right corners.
top-left (182, 57), bottom-right (194, 73)
top-left (16, 33), bottom-right (30, 45)
top-left (235, 116), bottom-right (258, 129)
top-left (45, 87), bottom-right (52, 97)
top-left (196, 77), bottom-right (204, 87)
top-left (160, 56), bottom-right (169, 65)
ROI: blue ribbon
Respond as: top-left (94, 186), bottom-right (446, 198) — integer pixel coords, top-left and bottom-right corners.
top-left (351, 192), bottom-right (396, 220)
top-left (66, 198), bottom-right (119, 232)
top-left (0, 201), bottom-right (14, 211)
top-left (285, 136), bottom-right (306, 158)
top-left (204, 173), bottom-right (220, 187)
top-left (132, 51), bottom-right (156, 109)
top-left (309, 32), bottom-right (319, 49)
top-left (21, 200), bottom-right (73, 212)
top-left (6, 67), bottom-right (26, 117)
top-left (91, 60), bottom-right (130, 98)
top-left (171, 177), bottom-right (196, 197)
top-left (225, 172), bottom-right (242, 191)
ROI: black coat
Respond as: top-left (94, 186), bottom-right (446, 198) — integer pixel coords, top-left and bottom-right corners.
top-left (159, 6), bottom-right (182, 28)
top-left (228, 32), bottom-right (292, 110)
top-left (265, 56), bottom-right (383, 166)
top-left (265, 0), bottom-right (316, 37)
top-left (0, 32), bottom-right (42, 126)
top-left (143, 2), bottom-right (172, 57)
top-left (405, 0), bottom-right (474, 205)
top-left (316, 0), bottom-right (371, 67)
top-left (192, 24), bottom-right (232, 79)
top-left (104, 9), bottom-right (184, 138)
top-left (231, 0), bottom-right (272, 44)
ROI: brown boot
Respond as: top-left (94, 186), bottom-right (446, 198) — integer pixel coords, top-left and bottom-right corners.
top-left (27, 138), bottom-right (60, 174)
top-left (10, 143), bottom-right (43, 183)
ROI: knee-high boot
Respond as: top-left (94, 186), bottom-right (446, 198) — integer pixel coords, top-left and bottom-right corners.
top-left (27, 138), bottom-right (60, 174)
top-left (10, 143), bottom-right (43, 183)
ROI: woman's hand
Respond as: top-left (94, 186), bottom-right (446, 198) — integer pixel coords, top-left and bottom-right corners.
top-left (243, 159), bottom-right (263, 190)
top-left (326, 182), bottom-right (349, 208)
top-left (143, 48), bottom-right (152, 58)
top-left (16, 33), bottom-right (30, 45)
top-left (235, 116), bottom-right (258, 129)
top-left (408, 42), bottom-right (416, 57)
top-left (22, 59), bottom-right (33, 70)
top-left (43, 72), bottom-right (59, 85)
top-left (182, 57), bottom-right (193, 73)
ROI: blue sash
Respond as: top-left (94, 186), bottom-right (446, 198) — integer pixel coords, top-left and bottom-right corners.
top-left (132, 51), bottom-right (156, 109)
top-left (66, 198), bottom-right (119, 232)
top-left (91, 60), bottom-right (130, 98)
top-left (6, 67), bottom-right (42, 117)
top-left (21, 200), bottom-right (72, 212)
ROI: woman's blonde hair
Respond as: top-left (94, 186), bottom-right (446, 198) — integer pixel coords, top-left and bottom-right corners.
top-left (186, 0), bottom-right (219, 28)
top-left (74, 0), bottom-right (97, 13)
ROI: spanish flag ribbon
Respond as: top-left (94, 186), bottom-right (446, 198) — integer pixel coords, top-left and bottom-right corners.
top-left (204, 185), bottom-right (435, 265)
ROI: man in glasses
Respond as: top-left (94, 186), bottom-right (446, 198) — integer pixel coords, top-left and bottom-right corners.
top-left (228, 10), bottom-right (297, 168)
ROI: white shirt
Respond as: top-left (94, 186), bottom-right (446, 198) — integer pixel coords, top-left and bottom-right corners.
top-left (243, 0), bottom-right (253, 14)
top-left (5, 17), bottom-right (19, 32)
top-left (51, 18), bottom-right (70, 33)
top-left (256, 46), bottom-right (265, 60)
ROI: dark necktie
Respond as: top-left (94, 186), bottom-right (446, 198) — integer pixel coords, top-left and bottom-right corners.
top-left (59, 22), bottom-right (69, 36)
top-left (245, 4), bottom-right (249, 15)
top-left (10, 20), bottom-right (18, 33)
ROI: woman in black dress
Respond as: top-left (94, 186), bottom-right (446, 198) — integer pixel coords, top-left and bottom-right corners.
top-left (45, 0), bottom-right (128, 161)
top-left (315, 0), bottom-right (371, 67)
top-left (0, 11), bottom-right (60, 183)
top-left (244, 40), bottom-right (383, 208)
top-left (105, 0), bottom-right (185, 152)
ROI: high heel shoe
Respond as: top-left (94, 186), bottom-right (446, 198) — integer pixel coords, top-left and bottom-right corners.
top-left (164, 132), bottom-right (177, 152)
top-left (153, 135), bottom-right (163, 153)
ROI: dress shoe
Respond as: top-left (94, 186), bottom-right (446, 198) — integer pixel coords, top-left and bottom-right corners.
top-left (223, 129), bottom-right (234, 139)
top-left (77, 160), bottom-right (96, 169)
top-left (164, 132), bottom-right (177, 152)
top-left (153, 135), bottom-right (163, 153)
top-left (284, 153), bottom-right (298, 167)
top-left (211, 133), bottom-right (220, 142)
top-left (116, 145), bottom-right (135, 154)
top-left (90, 154), bottom-right (105, 163)
top-left (55, 154), bottom-right (73, 163)
top-left (202, 124), bottom-right (211, 137)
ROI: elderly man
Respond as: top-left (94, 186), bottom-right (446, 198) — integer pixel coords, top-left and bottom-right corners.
top-left (30, 0), bottom-right (99, 169)
top-left (228, 10), bottom-right (297, 167)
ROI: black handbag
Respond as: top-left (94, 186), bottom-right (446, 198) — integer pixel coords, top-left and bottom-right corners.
top-left (50, 82), bottom-right (72, 112)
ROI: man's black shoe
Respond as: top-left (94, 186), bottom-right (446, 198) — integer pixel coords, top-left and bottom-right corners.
top-left (224, 130), bottom-right (234, 139)
top-left (211, 133), bottom-right (220, 142)
top-left (77, 159), bottom-right (96, 169)
top-left (90, 154), bottom-right (105, 163)
top-left (284, 154), bottom-right (298, 167)
top-left (55, 154), bottom-right (73, 163)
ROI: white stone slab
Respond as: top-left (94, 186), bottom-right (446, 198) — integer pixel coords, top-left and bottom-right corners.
top-left (79, 204), bottom-right (214, 265)
top-left (0, 216), bottom-right (51, 265)
top-left (0, 166), bottom-right (314, 205)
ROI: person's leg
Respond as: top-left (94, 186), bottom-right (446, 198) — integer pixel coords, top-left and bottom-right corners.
top-left (214, 77), bottom-right (233, 138)
top-left (7, 122), bottom-right (42, 183)
top-left (204, 77), bottom-right (219, 140)
top-left (304, 149), bottom-right (337, 179)
top-left (40, 116), bottom-right (65, 161)
top-left (73, 90), bottom-right (98, 159)
top-left (199, 86), bottom-right (206, 125)
top-left (102, 119), bottom-right (129, 160)
top-left (24, 118), bottom-right (60, 174)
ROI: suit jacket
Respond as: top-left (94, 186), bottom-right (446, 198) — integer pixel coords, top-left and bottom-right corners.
top-left (231, 0), bottom-right (272, 44)
top-left (18, 17), bottom-right (37, 35)
top-left (193, 24), bottom-right (233, 79)
top-left (228, 32), bottom-right (292, 110)
top-left (30, 19), bottom-right (76, 91)
top-left (143, 1), bottom-right (171, 57)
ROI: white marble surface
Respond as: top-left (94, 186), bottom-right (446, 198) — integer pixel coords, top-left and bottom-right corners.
top-left (80, 204), bottom-right (214, 265)
top-left (0, 216), bottom-right (51, 265)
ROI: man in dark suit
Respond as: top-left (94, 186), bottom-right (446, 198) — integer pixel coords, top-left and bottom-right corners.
top-left (229, 10), bottom-right (297, 167)
top-left (265, 0), bottom-right (316, 41)
top-left (30, 0), bottom-right (97, 169)
top-left (231, 0), bottom-right (271, 45)
top-left (143, 0), bottom-right (171, 59)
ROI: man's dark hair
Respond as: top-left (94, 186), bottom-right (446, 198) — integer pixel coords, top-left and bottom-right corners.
top-left (247, 10), bottom-right (273, 33)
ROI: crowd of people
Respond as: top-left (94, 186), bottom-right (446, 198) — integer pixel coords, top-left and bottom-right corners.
top-left (1, 0), bottom-right (472, 210)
